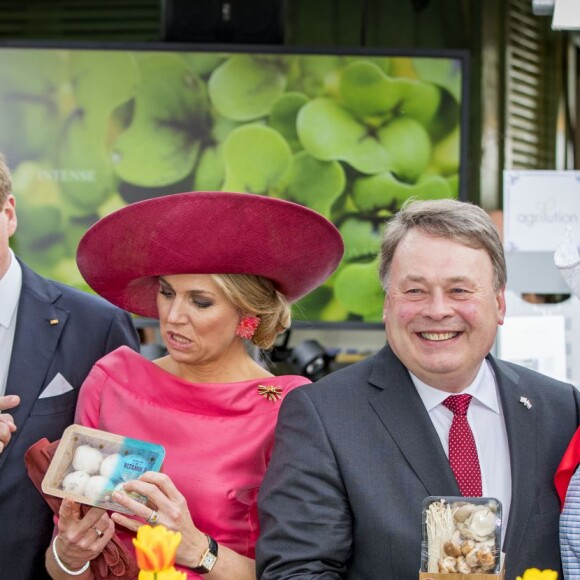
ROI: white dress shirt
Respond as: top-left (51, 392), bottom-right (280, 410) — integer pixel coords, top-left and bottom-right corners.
top-left (411, 360), bottom-right (512, 542)
top-left (0, 249), bottom-right (22, 397)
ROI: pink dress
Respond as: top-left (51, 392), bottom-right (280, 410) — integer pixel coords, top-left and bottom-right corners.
top-left (74, 345), bottom-right (309, 578)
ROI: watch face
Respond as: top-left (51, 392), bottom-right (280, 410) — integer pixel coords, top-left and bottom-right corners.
top-left (201, 552), bottom-right (217, 571)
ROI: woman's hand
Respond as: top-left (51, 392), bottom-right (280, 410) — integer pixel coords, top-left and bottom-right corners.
top-left (54, 498), bottom-right (115, 570)
top-left (111, 471), bottom-right (208, 568)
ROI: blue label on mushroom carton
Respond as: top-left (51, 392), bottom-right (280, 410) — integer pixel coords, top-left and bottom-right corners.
top-left (109, 439), bottom-right (165, 483)
top-left (120, 454), bottom-right (150, 480)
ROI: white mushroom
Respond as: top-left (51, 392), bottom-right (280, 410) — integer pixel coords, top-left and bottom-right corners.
top-left (100, 453), bottom-right (122, 480)
top-left (425, 500), bottom-right (456, 572)
top-left (465, 547), bottom-right (479, 568)
top-left (83, 475), bottom-right (111, 501)
top-left (479, 537), bottom-right (497, 548)
top-left (453, 502), bottom-right (476, 523)
top-left (459, 505), bottom-right (497, 541)
top-left (438, 556), bottom-right (458, 573)
top-left (456, 556), bottom-right (471, 574)
top-left (461, 539), bottom-right (476, 556)
top-left (61, 470), bottom-right (90, 494)
top-left (72, 445), bottom-right (103, 475)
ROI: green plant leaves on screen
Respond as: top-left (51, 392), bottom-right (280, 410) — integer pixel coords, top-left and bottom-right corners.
top-left (3, 48), bottom-right (464, 324)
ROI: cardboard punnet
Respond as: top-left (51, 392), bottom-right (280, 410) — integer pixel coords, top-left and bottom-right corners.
top-left (42, 424), bottom-right (165, 514)
top-left (419, 565), bottom-right (505, 580)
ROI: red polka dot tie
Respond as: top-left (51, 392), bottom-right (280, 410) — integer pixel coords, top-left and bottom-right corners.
top-left (442, 394), bottom-right (482, 497)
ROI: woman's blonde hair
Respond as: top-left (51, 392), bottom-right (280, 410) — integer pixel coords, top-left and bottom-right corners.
top-left (211, 273), bottom-right (291, 350)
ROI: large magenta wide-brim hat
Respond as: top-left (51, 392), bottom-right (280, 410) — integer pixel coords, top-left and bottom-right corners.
top-left (76, 191), bottom-right (344, 318)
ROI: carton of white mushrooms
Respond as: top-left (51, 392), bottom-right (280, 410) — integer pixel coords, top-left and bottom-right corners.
top-left (419, 497), bottom-right (504, 579)
top-left (42, 425), bottom-right (165, 514)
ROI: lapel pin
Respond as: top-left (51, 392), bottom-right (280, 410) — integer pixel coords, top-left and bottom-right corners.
top-left (519, 396), bottom-right (532, 409)
top-left (49, 319), bottom-right (59, 325)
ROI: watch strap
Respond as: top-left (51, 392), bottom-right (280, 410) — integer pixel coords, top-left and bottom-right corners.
top-left (190, 534), bottom-right (218, 574)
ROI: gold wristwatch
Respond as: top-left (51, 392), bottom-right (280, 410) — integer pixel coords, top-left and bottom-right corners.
top-left (191, 534), bottom-right (218, 574)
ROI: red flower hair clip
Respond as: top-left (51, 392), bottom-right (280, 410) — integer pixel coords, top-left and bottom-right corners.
top-left (235, 316), bottom-right (260, 340)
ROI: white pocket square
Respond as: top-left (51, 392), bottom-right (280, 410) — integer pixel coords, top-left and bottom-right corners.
top-left (39, 373), bottom-right (74, 399)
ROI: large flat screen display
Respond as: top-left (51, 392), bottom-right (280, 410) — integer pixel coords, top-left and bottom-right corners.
top-left (1, 41), bottom-right (468, 326)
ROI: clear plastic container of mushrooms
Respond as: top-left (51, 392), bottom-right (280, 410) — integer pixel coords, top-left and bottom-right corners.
top-left (42, 425), bottom-right (165, 514)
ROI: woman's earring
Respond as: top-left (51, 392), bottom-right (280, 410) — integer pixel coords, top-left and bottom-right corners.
top-left (236, 316), bottom-right (260, 340)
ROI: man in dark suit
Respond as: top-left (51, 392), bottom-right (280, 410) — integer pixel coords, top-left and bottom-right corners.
top-left (257, 198), bottom-right (580, 580)
top-left (0, 152), bottom-right (140, 580)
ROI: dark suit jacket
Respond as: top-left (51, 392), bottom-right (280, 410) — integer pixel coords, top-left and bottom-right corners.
top-left (257, 345), bottom-right (580, 580)
top-left (0, 260), bottom-right (140, 580)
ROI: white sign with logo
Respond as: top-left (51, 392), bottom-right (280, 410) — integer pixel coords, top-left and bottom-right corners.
top-left (503, 170), bottom-right (580, 252)
top-left (497, 314), bottom-right (568, 383)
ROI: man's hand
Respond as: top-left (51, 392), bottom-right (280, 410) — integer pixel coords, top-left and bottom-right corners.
top-left (0, 395), bottom-right (20, 453)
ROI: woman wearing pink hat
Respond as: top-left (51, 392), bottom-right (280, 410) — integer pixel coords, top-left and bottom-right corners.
top-left (44, 191), bottom-right (344, 580)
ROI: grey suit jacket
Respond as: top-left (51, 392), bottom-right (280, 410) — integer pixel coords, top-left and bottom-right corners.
top-left (0, 259), bottom-right (140, 580)
top-left (257, 345), bottom-right (580, 580)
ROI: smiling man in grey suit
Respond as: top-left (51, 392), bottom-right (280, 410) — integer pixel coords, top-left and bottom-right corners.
top-left (0, 152), bottom-right (140, 580)
top-left (257, 198), bottom-right (580, 580)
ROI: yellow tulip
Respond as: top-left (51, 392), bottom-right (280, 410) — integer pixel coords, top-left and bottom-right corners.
top-left (133, 525), bottom-right (182, 571)
top-left (138, 569), bottom-right (187, 580)
top-left (516, 569), bottom-right (558, 580)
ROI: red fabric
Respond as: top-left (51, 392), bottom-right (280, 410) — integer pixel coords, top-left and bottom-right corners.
top-left (24, 438), bottom-right (139, 580)
top-left (555, 427), bottom-right (580, 509)
top-left (443, 394), bottom-right (483, 497)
